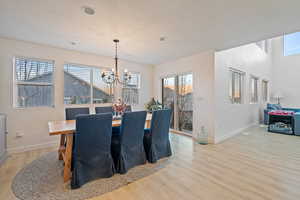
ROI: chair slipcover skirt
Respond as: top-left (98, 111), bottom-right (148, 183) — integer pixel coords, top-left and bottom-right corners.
top-left (111, 111), bottom-right (147, 174)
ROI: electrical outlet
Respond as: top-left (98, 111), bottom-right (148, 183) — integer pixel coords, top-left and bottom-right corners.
top-left (16, 132), bottom-right (24, 138)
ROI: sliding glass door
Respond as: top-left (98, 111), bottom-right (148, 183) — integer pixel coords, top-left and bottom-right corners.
top-left (162, 73), bottom-right (193, 134)
top-left (162, 77), bottom-right (176, 129)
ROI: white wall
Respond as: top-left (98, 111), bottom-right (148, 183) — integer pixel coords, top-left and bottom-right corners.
top-left (153, 51), bottom-right (215, 143)
top-left (0, 37), bottom-right (153, 153)
top-left (271, 36), bottom-right (300, 108)
top-left (214, 43), bottom-right (272, 143)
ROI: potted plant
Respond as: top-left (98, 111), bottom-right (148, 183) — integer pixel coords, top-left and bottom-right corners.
top-left (145, 98), bottom-right (163, 113)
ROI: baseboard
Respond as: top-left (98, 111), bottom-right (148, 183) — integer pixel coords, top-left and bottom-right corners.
top-left (170, 129), bottom-right (193, 137)
top-left (214, 123), bottom-right (258, 144)
top-left (7, 140), bottom-right (59, 154)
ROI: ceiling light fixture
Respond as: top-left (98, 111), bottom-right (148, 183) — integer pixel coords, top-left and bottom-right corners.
top-left (101, 39), bottom-right (132, 86)
top-left (83, 6), bottom-right (95, 15)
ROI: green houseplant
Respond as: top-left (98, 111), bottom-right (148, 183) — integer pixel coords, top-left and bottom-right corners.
top-left (145, 98), bottom-right (163, 112)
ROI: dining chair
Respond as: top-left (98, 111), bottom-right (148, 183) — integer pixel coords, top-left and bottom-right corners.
top-left (71, 113), bottom-right (115, 189)
top-left (143, 109), bottom-right (172, 163)
top-left (95, 106), bottom-right (113, 114)
top-left (95, 106), bottom-right (122, 135)
top-left (111, 111), bottom-right (147, 174)
top-left (65, 107), bottom-right (90, 120)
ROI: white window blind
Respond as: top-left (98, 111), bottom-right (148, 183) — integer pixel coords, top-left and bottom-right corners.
top-left (14, 57), bottom-right (54, 108)
top-left (122, 72), bottom-right (140, 105)
top-left (262, 80), bottom-right (269, 102)
top-left (250, 76), bottom-right (259, 104)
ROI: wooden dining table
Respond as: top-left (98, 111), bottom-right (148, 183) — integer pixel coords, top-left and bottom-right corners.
top-left (48, 114), bottom-right (152, 182)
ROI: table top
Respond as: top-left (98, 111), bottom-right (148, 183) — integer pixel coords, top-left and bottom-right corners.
top-left (48, 114), bottom-right (152, 136)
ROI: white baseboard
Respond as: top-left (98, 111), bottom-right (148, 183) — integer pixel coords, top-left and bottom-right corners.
top-left (7, 140), bottom-right (59, 154)
top-left (214, 123), bottom-right (258, 144)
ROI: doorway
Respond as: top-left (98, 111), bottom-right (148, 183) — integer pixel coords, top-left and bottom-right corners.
top-left (162, 73), bottom-right (193, 134)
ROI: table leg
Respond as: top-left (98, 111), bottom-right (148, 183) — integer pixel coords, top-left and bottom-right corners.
top-left (146, 120), bottom-right (151, 129)
top-left (58, 135), bottom-right (66, 160)
top-left (63, 134), bottom-right (73, 182)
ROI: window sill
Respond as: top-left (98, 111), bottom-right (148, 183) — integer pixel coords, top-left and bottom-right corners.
top-left (13, 105), bottom-right (55, 110)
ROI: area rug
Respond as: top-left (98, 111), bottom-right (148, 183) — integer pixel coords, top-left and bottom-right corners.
top-left (11, 152), bottom-right (171, 200)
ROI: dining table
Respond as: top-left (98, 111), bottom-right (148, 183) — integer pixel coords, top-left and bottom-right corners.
top-left (48, 114), bottom-right (152, 182)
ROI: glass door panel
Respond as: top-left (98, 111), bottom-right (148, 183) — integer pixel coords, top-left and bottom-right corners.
top-left (162, 73), bottom-right (193, 134)
top-left (178, 74), bottom-right (193, 133)
top-left (162, 77), bottom-right (176, 129)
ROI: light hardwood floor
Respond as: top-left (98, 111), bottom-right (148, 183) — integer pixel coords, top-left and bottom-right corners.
top-left (1, 126), bottom-right (300, 200)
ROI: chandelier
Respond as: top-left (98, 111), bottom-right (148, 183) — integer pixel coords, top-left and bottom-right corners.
top-left (101, 39), bottom-right (132, 85)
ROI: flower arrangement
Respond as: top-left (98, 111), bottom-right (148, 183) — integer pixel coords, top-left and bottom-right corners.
top-left (113, 98), bottom-right (127, 116)
top-left (145, 98), bottom-right (163, 112)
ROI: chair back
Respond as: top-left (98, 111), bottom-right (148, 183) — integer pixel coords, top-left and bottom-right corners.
top-left (120, 111), bottom-right (147, 145)
top-left (95, 106), bottom-right (113, 114)
top-left (125, 105), bottom-right (132, 112)
top-left (74, 113), bottom-right (113, 159)
top-left (71, 113), bottom-right (114, 188)
top-left (65, 107), bottom-right (89, 120)
top-left (150, 109), bottom-right (172, 143)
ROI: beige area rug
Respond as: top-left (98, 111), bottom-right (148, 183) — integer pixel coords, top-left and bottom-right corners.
top-left (11, 152), bottom-right (171, 200)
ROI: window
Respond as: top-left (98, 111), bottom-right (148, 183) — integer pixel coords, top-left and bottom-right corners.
top-left (284, 32), bottom-right (300, 56)
top-left (250, 76), bottom-right (259, 104)
top-left (64, 64), bottom-right (113, 105)
top-left (262, 80), bottom-right (269, 102)
top-left (14, 57), bottom-right (54, 108)
top-left (229, 68), bottom-right (244, 104)
top-left (122, 72), bottom-right (140, 105)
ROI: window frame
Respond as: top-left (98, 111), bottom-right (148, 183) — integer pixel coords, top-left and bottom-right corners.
top-left (249, 75), bottom-right (259, 104)
top-left (229, 68), bottom-right (245, 104)
top-left (63, 62), bottom-right (114, 106)
top-left (13, 56), bottom-right (55, 109)
top-left (161, 72), bottom-right (193, 134)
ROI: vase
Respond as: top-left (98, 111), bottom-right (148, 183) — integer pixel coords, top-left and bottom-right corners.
top-left (196, 126), bottom-right (208, 145)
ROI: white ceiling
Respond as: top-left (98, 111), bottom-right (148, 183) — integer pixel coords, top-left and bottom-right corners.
top-left (1, 0), bottom-right (300, 64)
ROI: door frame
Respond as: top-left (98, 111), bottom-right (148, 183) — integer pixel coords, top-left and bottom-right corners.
top-left (161, 72), bottom-right (193, 134)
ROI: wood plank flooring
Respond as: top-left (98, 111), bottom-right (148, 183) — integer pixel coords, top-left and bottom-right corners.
top-left (1, 126), bottom-right (300, 200)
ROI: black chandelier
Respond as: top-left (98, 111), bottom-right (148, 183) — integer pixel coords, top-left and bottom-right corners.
top-left (101, 39), bottom-right (132, 85)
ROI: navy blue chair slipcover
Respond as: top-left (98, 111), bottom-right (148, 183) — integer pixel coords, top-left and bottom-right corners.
top-left (95, 106), bottom-right (113, 114)
top-left (111, 111), bottom-right (147, 174)
top-left (71, 113), bottom-right (115, 189)
top-left (65, 107), bottom-right (89, 120)
top-left (143, 109), bottom-right (172, 163)
top-left (95, 106), bottom-right (122, 134)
